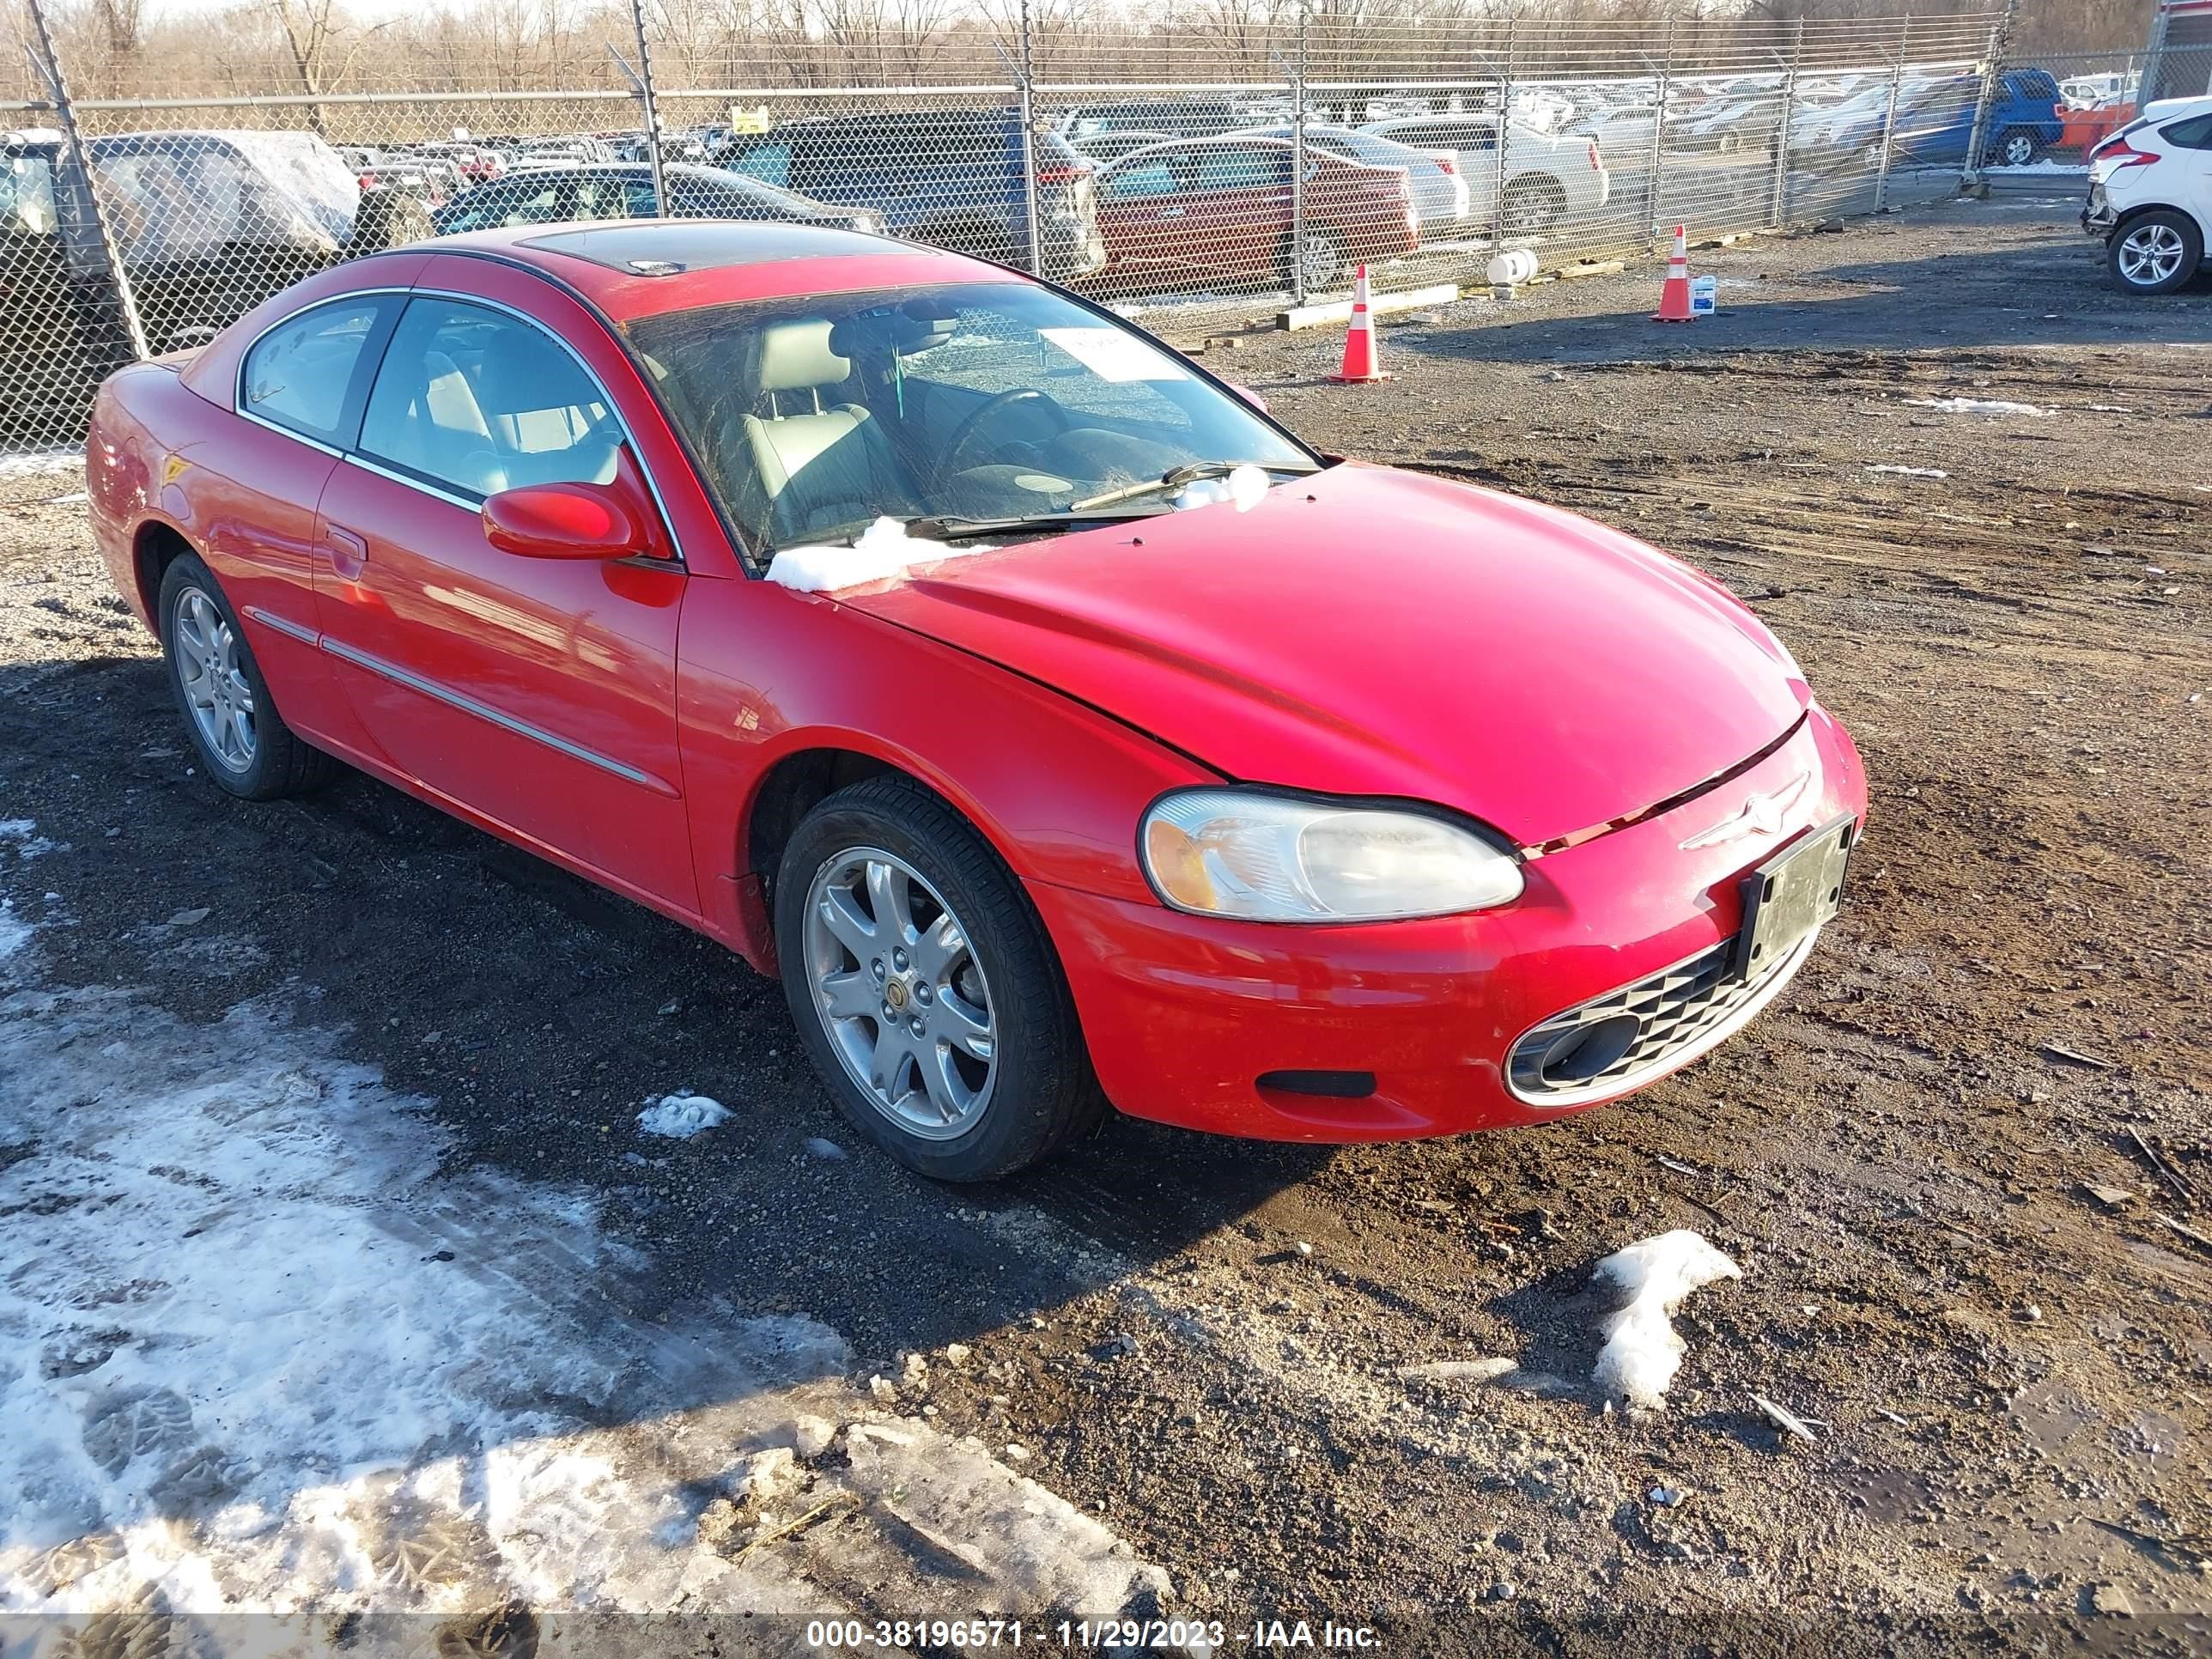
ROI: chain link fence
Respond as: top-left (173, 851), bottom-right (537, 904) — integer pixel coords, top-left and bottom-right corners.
top-left (3, 1), bottom-right (2179, 453)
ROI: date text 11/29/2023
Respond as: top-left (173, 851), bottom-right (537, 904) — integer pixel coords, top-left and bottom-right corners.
top-left (803, 1618), bottom-right (1385, 1649)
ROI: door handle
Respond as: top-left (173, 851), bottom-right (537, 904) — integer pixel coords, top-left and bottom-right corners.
top-left (327, 526), bottom-right (368, 580)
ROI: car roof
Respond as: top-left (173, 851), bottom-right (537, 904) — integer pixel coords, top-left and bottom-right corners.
top-left (428, 218), bottom-right (1011, 319)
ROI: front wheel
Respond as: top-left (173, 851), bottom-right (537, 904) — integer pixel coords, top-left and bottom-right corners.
top-left (775, 775), bottom-right (1104, 1181)
top-left (2107, 210), bottom-right (2203, 295)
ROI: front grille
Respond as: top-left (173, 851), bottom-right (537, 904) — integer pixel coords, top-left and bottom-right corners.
top-left (1505, 928), bottom-right (1820, 1107)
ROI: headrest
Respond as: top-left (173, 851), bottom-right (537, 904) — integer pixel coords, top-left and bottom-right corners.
top-left (757, 319), bottom-right (849, 394)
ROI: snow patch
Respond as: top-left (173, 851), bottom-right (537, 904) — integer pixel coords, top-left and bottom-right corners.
top-left (1589, 1230), bottom-right (1742, 1410)
top-left (1866, 464), bottom-right (1948, 480)
top-left (636, 1091), bottom-right (732, 1139)
top-left (0, 450), bottom-right (82, 480)
top-left (1172, 463), bottom-right (1270, 514)
top-left (0, 898), bottom-right (29, 962)
top-left (765, 516), bottom-right (994, 594)
top-left (0, 974), bottom-right (1170, 1624)
top-left (1903, 396), bottom-right (2051, 417)
top-left (1, 819), bottom-right (58, 860)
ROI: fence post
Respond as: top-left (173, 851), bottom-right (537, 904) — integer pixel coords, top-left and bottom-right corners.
top-left (1872, 19), bottom-right (1910, 212)
top-left (627, 0), bottom-right (668, 216)
top-left (1644, 19), bottom-right (1673, 251)
top-left (1290, 6), bottom-right (1309, 302)
top-left (1015, 0), bottom-right (1042, 275)
top-left (25, 0), bottom-right (149, 365)
top-left (1960, 2), bottom-right (2016, 195)
top-left (1493, 12), bottom-right (1515, 247)
top-left (1768, 19), bottom-right (1803, 228)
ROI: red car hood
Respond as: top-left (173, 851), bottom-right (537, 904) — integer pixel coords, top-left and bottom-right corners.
top-left (843, 464), bottom-right (1808, 848)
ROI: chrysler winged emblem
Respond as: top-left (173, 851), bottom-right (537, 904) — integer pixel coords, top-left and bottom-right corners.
top-left (1680, 770), bottom-right (1810, 851)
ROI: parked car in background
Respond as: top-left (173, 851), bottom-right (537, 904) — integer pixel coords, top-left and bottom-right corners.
top-left (338, 147), bottom-right (455, 209)
top-left (404, 141), bottom-right (505, 186)
top-left (2059, 95), bottom-right (2137, 155)
top-left (1086, 135), bottom-right (1419, 293)
top-left (1056, 99), bottom-right (1246, 143)
top-left (1359, 114), bottom-right (1608, 234)
top-left (2083, 94), bottom-right (2212, 293)
top-left (1891, 67), bottom-right (2065, 167)
top-left (430, 161), bottom-right (884, 237)
top-left (1231, 124), bottom-right (1470, 235)
top-left (1068, 131), bottom-right (1176, 165)
top-left (0, 128), bottom-right (431, 441)
top-left (508, 137), bottom-right (616, 169)
top-left (715, 112), bottom-right (1104, 278)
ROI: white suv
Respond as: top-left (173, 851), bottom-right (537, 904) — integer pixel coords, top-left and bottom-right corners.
top-left (2084, 94), bottom-right (2212, 295)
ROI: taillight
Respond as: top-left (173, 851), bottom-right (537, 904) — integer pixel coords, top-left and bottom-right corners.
top-left (1429, 150), bottom-right (1457, 176)
top-left (2098, 138), bottom-right (2160, 168)
top-left (1587, 139), bottom-right (1601, 172)
top-left (357, 172), bottom-right (379, 189)
top-left (1036, 164), bottom-right (1081, 185)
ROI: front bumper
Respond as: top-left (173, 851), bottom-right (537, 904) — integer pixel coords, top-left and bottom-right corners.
top-left (1029, 704), bottom-right (1866, 1142)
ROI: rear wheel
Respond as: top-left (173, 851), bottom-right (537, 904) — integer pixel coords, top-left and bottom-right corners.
top-left (1501, 174), bottom-right (1567, 237)
top-left (158, 553), bottom-right (335, 800)
top-left (775, 775), bottom-right (1104, 1181)
top-left (1281, 225), bottom-right (1346, 294)
top-left (2107, 210), bottom-right (2202, 295)
top-left (1986, 126), bottom-right (2044, 168)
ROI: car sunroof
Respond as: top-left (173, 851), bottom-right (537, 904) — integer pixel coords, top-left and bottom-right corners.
top-left (518, 221), bottom-right (913, 275)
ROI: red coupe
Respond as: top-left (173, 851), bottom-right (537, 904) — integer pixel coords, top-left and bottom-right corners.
top-left (88, 221), bottom-right (1866, 1180)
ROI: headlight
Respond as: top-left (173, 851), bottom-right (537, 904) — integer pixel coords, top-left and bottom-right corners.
top-left (1141, 789), bottom-right (1523, 923)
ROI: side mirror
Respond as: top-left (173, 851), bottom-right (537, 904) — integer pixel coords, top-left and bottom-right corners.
top-left (1225, 381), bottom-right (1268, 414)
top-left (483, 478), bottom-right (657, 561)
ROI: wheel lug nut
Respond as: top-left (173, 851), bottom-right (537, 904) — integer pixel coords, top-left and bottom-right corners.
top-left (908, 1016), bottom-right (926, 1037)
top-left (892, 949), bottom-right (908, 970)
top-left (914, 983), bottom-right (933, 1005)
top-left (872, 959), bottom-right (887, 981)
top-left (882, 1003), bottom-right (896, 1023)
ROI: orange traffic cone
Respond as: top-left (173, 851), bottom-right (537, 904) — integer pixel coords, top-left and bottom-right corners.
top-left (1653, 225), bottom-right (1694, 323)
top-left (1334, 264), bottom-right (1389, 381)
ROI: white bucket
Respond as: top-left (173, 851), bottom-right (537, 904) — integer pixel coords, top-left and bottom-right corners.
top-left (1486, 248), bottom-right (1539, 287)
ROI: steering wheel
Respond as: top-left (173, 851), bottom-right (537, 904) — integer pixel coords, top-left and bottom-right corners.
top-left (939, 388), bottom-right (1070, 479)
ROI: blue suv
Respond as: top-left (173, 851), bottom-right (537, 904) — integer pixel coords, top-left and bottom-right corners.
top-left (1893, 68), bottom-right (2065, 169)
top-left (715, 112), bottom-right (1105, 278)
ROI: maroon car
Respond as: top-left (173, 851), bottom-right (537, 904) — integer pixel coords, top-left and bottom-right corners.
top-left (1087, 136), bottom-right (1419, 294)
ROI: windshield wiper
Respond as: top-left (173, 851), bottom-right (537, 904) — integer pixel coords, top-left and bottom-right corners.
top-left (902, 507), bottom-right (1167, 542)
top-left (1068, 459), bottom-right (1320, 514)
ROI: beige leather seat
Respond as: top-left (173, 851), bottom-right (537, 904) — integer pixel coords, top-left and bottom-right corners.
top-left (738, 319), bottom-right (917, 543)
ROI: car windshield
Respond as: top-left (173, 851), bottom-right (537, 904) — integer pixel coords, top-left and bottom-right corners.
top-left (626, 281), bottom-right (1317, 556)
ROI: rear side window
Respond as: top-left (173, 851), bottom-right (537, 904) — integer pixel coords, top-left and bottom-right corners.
top-left (358, 298), bottom-right (620, 501)
top-left (240, 296), bottom-right (388, 445)
top-left (2160, 113), bottom-right (2212, 149)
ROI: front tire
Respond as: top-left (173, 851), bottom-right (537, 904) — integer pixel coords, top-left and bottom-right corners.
top-left (775, 775), bottom-right (1104, 1181)
top-left (158, 553), bottom-right (335, 800)
top-left (2107, 210), bottom-right (2203, 296)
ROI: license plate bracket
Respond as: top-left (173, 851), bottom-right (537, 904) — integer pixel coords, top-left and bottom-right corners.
top-left (1734, 814), bottom-right (1855, 982)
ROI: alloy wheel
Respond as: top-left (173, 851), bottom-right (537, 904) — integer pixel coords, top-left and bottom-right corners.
top-left (803, 847), bottom-right (997, 1139)
top-left (174, 588), bottom-right (256, 772)
top-left (1297, 232), bottom-right (1343, 293)
top-left (2118, 222), bottom-right (2185, 288)
top-left (2000, 132), bottom-right (2036, 167)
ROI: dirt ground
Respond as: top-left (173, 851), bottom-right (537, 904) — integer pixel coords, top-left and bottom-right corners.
top-left (3, 192), bottom-right (2209, 1653)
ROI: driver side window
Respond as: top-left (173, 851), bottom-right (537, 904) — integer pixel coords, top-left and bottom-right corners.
top-left (357, 298), bottom-right (620, 501)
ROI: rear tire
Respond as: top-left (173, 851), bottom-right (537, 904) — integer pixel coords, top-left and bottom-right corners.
top-left (158, 553), bottom-right (337, 800)
top-left (1280, 225), bottom-right (1346, 293)
top-left (1501, 174), bottom-right (1567, 237)
top-left (775, 775), bottom-right (1105, 1182)
top-left (2106, 210), bottom-right (2203, 295)
top-left (1986, 126), bottom-right (2044, 169)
